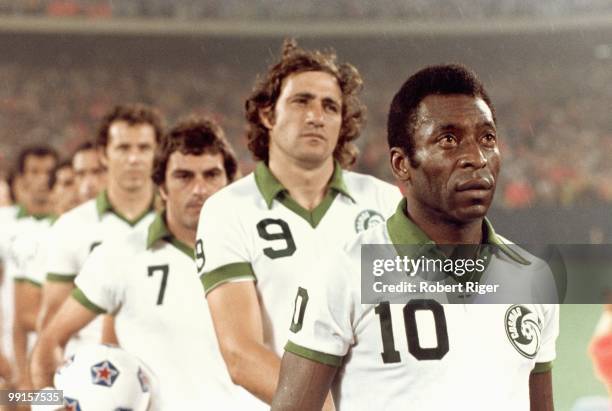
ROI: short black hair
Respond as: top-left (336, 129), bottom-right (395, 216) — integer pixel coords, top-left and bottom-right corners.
top-left (387, 64), bottom-right (496, 165)
top-left (152, 116), bottom-right (239, 186)
top-left (72, 140), bottom-right (97, 157)
top-left (48, 159), bottom-right (73, 190)
top-left (96, 103), bottom-right (165, 149)
top-left (16, 145), bottom-right (59, 175)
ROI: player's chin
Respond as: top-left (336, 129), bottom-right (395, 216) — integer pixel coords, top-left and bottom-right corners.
top-left (295, 147), bottom-right (334, 167)
top-left (452, 203), bottom-right (491, 222)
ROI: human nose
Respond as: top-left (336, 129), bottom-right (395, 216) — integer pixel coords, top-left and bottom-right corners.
top-left (305, 102), bottom-right (324, 126)
top-left (458, 137), bottom-right (487, 169)
top-left (127, 148), bottom-right (140, 163)
top-left (192, 176), bottom-right (211, 197)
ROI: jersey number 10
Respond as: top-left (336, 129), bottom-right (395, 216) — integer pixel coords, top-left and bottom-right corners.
top-left (375, 300), bottom-right (449, 363)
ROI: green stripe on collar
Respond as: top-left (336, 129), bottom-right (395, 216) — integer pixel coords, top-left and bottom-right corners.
top-left (96, 190), bottom-right (154, 226)
top-left (254, 160), bottom-right (354, 209)
top-left (253, 161), bottom-right (354, 227)
top-left (386, 198), bottom-right (529, 265)
top-left (16, 204), bottom-right (51, 220)
top-left (146, 212), bottom-right (194, 260)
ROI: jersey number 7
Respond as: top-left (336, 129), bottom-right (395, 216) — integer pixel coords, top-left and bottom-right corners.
top-left (148, 265), bottom-right (169, 305)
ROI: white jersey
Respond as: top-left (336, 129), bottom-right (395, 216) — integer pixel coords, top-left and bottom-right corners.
top-left (286, 199), bottom-right (560, 411)
top-left (74, 214), bottom-right (260, 410)
top-left (0, 205), bottom-right (19, 357)
top-left (197, 162), bottom-right (401, 356)
top-left (46, 190), bottom-right (155, 351)
top-left (12, 217), bottom-right (53, 286)
top-left (0, 206), bottom-right (48, 359)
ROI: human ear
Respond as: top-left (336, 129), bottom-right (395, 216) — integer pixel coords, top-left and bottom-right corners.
top-left (390, 147), bottom-right (411, 182)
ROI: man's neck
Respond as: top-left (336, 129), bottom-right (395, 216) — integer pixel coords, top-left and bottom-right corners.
top-left (406, 203), bottom-right (484, 245)
top-left (25, 200), bottom-right (51, 217)
top-left (107, 181), bottom-right (153, 222)
top-left (268, 157), bottom-right (334, 211)
top-left (166, 217), bottom-right (195, 249)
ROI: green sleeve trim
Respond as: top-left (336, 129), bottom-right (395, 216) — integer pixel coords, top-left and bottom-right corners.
top-left (71, 288), bottom-right (106, 315)
top-left (47, 272), bottom-right (77, 283)
top-left (532, 361), bottom-right (553, 373)
top-left (285, 341), bottom-right (343, 367)
top-left (201, 262), bottom-right (255, 295)
top-left (13, 277), bottom-right (42, 288)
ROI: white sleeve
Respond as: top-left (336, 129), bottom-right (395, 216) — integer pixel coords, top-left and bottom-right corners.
top-left (285, 252), bottom-right (360, 367)
top-left (535, 304), bottom-right (559, 365)
top-left (45, 216), bottom-right (79, 282)
top-left (196, 192), bottom-right (255, 295)
top-left (73, 244), bottom-right (122, 314)
top-left (13, 230), bottom-right (42, 284)
top-left (376, 180), bottom-right (403, 219)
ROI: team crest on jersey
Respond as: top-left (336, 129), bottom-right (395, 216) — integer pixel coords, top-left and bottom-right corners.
top-left (505, 305), bottom-right (542, 359)
top-left (64, 397), bottom-right (82, 411)
top-left (354, 210), bottom-right (384, 233)
top-left (91, 360), bottom-right (120, 387)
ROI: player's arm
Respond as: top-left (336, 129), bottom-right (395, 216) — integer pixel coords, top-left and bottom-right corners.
top-left (14, 280), bottom-right (41, 332)
top-left (12, 279), bottom-right (42, 389)
top-left (37, 279), bottom-right (74, 330)
top-left (207, 281), bottom-right (281, 404)
top-left (30, 296), bottom-right (98, 388)
top-left (529, 370), bottom-right (553, 411)
top-left (271, 351), bottom-right (337, 411)
top-left (101, 315), bottom-right (119, 345)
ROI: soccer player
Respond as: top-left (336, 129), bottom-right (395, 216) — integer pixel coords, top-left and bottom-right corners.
top-left (71, 141), bottom-right (106, 203)
top-left (31, 117), bottom-right (257, 410)
top-left (37, 104), bottom-right (163, 348)
top-left (12, 159), bottom-right (80, 340)
top-left (271, 64), bottom-right (559, 411)
top-left (196, 39), bottom-right (401, 405)
top-left (4, 146), bottom-right (58, 391)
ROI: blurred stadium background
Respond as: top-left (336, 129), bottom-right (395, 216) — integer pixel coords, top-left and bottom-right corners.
top-left (0, 1), bottom-right (610, 409)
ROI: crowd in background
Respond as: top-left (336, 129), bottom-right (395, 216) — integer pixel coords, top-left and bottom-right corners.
top-left (1, 0), bottom-right (611, 20)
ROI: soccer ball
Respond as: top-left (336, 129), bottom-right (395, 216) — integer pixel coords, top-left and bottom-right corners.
top-left (53, 344), bottom-right (154, 411)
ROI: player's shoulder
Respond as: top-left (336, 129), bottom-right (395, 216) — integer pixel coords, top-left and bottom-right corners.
top-left (200, 172), bottom-right (266, 224)
top-left (342, 170), bottom-right (399, 196)
top-left (493, 233), bottom-right (549, 270)
top-left (0, 205), bottom-right (19, 221)
top-left (53, 198), bottom-right (98, 230)
top-left (96, 225), bottom-right (148, 258)
top-left (204, 173), bottom-right (258, 208)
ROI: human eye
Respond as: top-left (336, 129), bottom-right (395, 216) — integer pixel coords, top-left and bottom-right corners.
top-left (324, 102), bottom-right (340, 114)
top-left (205, 169), bottom-right (223, 179)
top-left (438, 133), bottom-right (458, 148)
top-left (480, 132), bottom-right (497, 147)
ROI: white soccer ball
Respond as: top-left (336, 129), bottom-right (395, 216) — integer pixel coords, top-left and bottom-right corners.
top-left (53, 344), bottom-right (154, 411)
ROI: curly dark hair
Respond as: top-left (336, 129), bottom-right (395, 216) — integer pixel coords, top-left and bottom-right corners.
top-left (245, 39), bottom-right (365, 168)
top-left (152, 116), bottom-right (239, 186)
top-left (388, 64), bottom-right (496, 167)
top-left (96, 103), bottom-right (165, 149)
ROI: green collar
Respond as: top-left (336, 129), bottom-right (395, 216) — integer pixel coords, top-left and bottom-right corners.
top-left (253, 161), bottom-right (354, 228)
top-left (95, 190), bottom-right (153, 227)
top-left (254, 161), bottom-right (354, 209)
top-left (386, 198), bottom-right (530, 265)
top-left (146, 212), bottom-right (194, 260)
top-left (16, 204), bottom-right (51, 221)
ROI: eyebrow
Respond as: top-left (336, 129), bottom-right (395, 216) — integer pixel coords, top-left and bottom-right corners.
top-left (433, 120), bottom-right (496, 132)
top-left (291, 92), bottom-right (340, 106)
